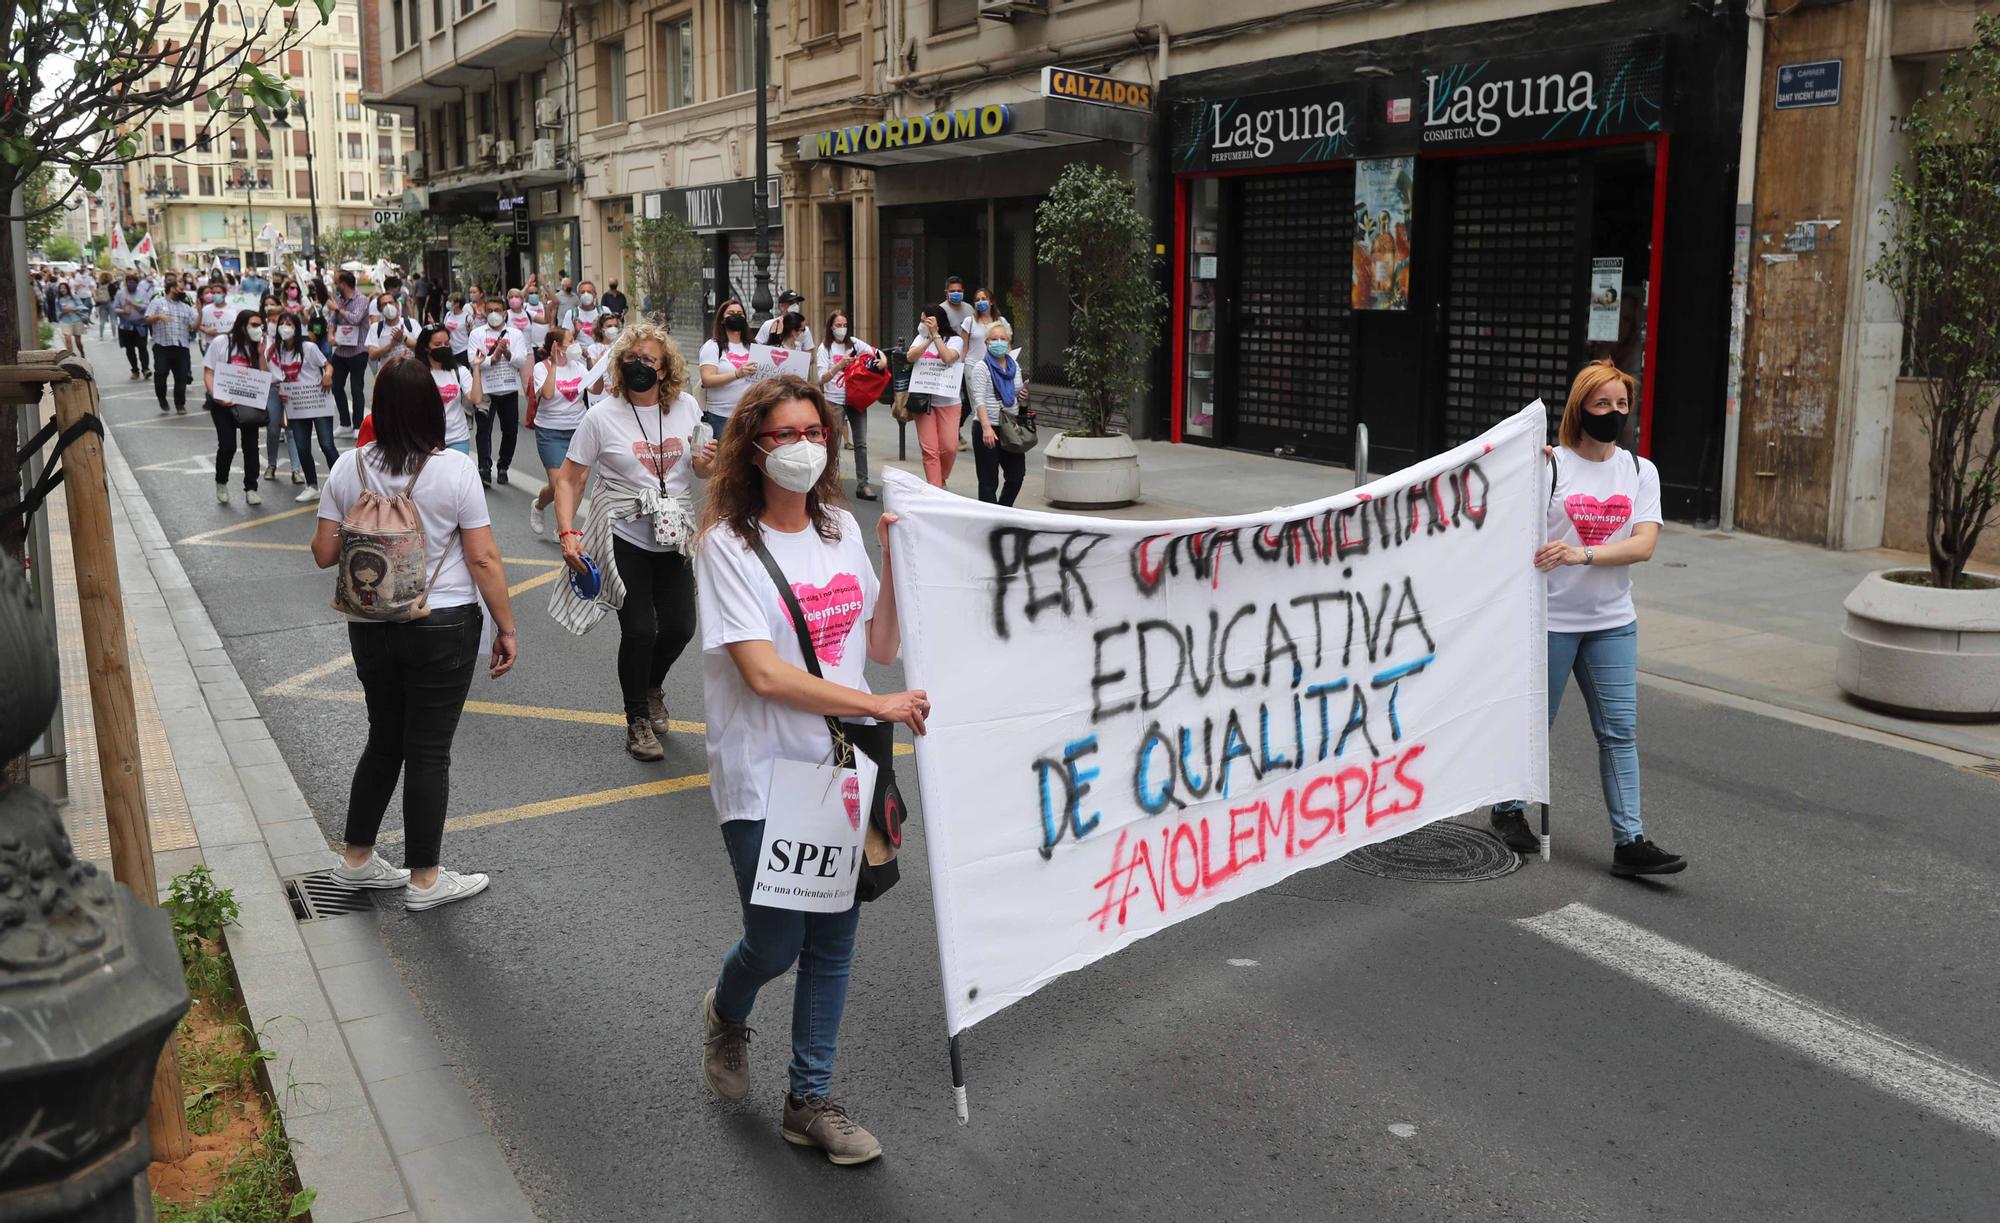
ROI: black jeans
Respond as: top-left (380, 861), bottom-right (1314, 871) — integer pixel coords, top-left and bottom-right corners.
top-left (972, 418), bottom-right (1025, 505)
top-left (152, 343), bottom-right (192, 411)
top-left (289, 417), bottom-right (339, 487)
top-left (476, 392), bottom-right (519, 480)
top-left (611, 537), bottom-right (696, 722)
top-left (119, 327), bottom-right (150, 373)
top-left (329, 351), bottom-right (369, 426)
top-left (345, 606), bottom-right (481, 870)
top-left (208, 401), bottom-right (260, 489)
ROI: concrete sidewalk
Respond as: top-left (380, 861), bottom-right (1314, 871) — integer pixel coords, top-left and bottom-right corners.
top-left (46, 374), bottom-right (537, 1223)
top-left (860, 410), bottom-right (2000, 762)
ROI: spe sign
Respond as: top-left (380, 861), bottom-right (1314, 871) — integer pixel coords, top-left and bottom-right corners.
top-left (372, 208), bottom-right (403, 225)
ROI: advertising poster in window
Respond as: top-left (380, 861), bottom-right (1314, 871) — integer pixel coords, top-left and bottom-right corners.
top-left (1351, 156), bottom-right (1413, 311)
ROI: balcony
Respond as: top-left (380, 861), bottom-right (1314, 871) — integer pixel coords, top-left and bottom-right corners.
top-left (370, 0), bottom-right (565, 105)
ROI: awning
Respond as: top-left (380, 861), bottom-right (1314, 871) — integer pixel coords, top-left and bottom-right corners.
top-left (795, 97), bottom-right (1152, 169)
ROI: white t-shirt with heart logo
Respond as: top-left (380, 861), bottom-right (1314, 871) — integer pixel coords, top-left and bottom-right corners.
top-left (533, 356), bottom-right (591, 432)
top-left (695, 511), bottom-right (880, 824)
top-left (432, 366), bottom-right (474, 446)
top-left (698, 339), bottom-right (755, 418)
top-left (565, 392), bottom-right (701, 551)
top-left (1545, 445), bottom-right (1662, 633)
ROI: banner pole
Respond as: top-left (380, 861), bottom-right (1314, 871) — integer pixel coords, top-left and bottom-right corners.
top-left (1539, 802), bottom-right (1551, 863)
top-left (949, 1034), bottom-right (968, 1126)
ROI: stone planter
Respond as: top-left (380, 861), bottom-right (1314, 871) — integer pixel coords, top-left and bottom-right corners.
top-left (1043, 432), bottom-right (1141, 509)
top-left (1835, 568), bottom-right (2000, 718)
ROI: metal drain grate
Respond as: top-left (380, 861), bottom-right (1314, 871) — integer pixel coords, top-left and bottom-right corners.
top-left (1343, 822), bottom-right (1523, 883)
top-left (284, 871), bottom-right (379, 922)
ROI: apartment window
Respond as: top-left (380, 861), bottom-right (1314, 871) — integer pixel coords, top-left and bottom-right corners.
top-left (193, 92), bottom-right (208, 112)
top-left (725, 0), bottom-right (755, 94)
top-left (172, 164), bottom-right (189, 192)
top-left (295, 169), bottom-right (312, 196)
top-left (228, 133), bottom-right (245, 158)
top-left (287, 49), bottom-right (304, 76)
top-left (392, 0), bottom-right (406, 50)
top-left (338, 13), bottom-right (354, 33)
top-left (199, 167), bottom-right (214, 195)
top-left (379, 113), bottom-right (395, 127)
top-left (501, 86), bottom-right (518, 145)
top-left (812, 0), bottom-right (839, 38)
top-left (256, 169), bottom-right (272, 190)
top-left (445, 100), bottom-right (466, 166)
top-left (406, 0), bottom-right (421, 46)
top-left (382, 168), bottom-right (399, 194)
top-left (345, 171), bottom-right (365, 200)
top-left (293, 130), bottom-right (310, 155)
top-left (596, 41), bottom-right (627, 125)
top-left (345, 93), bottom-right (362, 120)
top-left (338, 52), bottom-right (360, 81)
top-left (459, 0), bottom-right (473, 15)
top-left (183, 2), bottom-right (197, 16)
top-left (474, 89), bottom-right (493, 137)
top-left (379, 133), bottom-right (395, 164)
top-left (151, 123), bottom-right (165, 150)
top-left (655, 16), bottom-right (693, 111)
top-left (934, 0), bottom-right (976, 31)
top-left (432, 0), bottom-right (444, 30)
top-left (346, 132), bottom-right (364, 159)
top-left (255, 132), bottom-right (272, 159)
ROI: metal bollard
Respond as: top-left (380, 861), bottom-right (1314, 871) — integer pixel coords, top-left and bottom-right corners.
top-left (0, 557), bottom-right (190, 1223)
top-left (1353, 423), bottom-right (1370, 490)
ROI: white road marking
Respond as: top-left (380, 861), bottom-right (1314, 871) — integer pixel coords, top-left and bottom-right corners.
top-left (1524, 903), bottom-right (2000, 1141)
top-left (1386, 1123), bottom-right (1417, 1139)
top-left (1226, 958), bottom-right (1259, 968)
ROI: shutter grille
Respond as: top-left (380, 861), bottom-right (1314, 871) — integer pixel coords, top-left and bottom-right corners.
top-left (1232, 170), bottom-right (1355, 459)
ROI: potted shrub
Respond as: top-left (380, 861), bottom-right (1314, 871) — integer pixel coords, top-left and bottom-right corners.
top-left (1035, 164), bottom-right (1167, 508)
top-left (1839, 15), bottom-right (2000, 717)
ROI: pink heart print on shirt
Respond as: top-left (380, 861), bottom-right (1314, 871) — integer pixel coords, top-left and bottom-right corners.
top-left (577, 319), bottom-right (595, 338)
top-left (782, 573), bottom-right (865, 666)
top-left (724, 349), bottom-right (751, 369)
top-left (842, 775), bottom-right (862, 831)
top-left (436, 379), bottom-right (459, 407)
top-left (556, 377), bottom-right (582, 402)
top-left (630, 436), bottom-right (684, 478)
top-left (1565, 494), bottom-right (1633, 546)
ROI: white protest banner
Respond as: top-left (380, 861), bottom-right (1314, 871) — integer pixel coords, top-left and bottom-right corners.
top-left (211, 364), bottom-right (276, 408)
top-left (906, 352), bottom-right (965, 400)
top-left (746, 343), bottom-right (809, 382)
top-left (885, 402), bottom-right (1550, 1036)
top-left (277, 376), bottom-right (326, 417)
top-left (752, 756), bottom-right (874, 912)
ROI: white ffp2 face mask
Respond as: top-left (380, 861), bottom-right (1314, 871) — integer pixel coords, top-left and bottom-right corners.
top-left (762, 439), bottom-right (827, 493)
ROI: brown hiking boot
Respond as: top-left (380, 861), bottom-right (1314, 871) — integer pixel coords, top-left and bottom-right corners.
top-left (646, 688), bottom-right (670, 734)
top-left (701, 988), bottom-right (751, 1100)
top-left (782, 1094), bottom-right (882, 1165)
top-left (626, 718), bottom-right (664, 762)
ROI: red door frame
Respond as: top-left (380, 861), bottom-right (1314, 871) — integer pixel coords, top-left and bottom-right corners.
top-left (1166, 131), bottom-right (1671, 455)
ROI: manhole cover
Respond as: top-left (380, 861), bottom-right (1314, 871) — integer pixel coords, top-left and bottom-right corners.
top-left (284, 871), bottom-right (379, 921)
top-left (1342, 822), bottom-right (1522, 883)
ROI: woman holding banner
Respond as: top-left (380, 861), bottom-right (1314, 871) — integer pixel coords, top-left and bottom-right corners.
top-left (271, 310), bottom-right (337, 502)
top-left (692, 374), bottom-right (925, 1166)
top-left (905, 304), bottom-right (964, 488)
top-left (1488, 359), bottom-right (1685, 878)
top-left (203, 311), bottom-right (269, 506)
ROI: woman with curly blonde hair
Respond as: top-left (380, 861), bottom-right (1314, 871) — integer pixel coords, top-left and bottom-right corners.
top-left (550, 318), bottom-right (716, 760)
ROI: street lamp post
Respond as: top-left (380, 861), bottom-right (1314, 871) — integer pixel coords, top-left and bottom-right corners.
top-left (750, 0), bottom-right (772, 320)
top-left (271, 101), bottom-right (322, 268)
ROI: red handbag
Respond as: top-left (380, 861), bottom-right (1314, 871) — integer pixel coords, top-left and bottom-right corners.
top-left (837, 349), bottom-right (890, 410)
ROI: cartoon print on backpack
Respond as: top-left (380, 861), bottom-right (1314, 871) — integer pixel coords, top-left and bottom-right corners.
top-left (343, 549), bottom-right (391, 612)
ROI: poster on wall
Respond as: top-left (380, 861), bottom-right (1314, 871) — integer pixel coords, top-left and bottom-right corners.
top-left (1352, 157), bottom-right (1413, 311)
top-left (1587, 257), bottom-right (1624, 343)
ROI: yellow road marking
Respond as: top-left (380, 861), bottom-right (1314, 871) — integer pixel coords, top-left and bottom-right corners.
top-left (177, 503), bottom-right (321, 545)
top-left (376, 773), bottom-right (713, 844)
top-left (115, 416), bottom-right (213, 429)
top-left (508, 566), bottom-right (563, 597)
top-left (266, 654), bottom-right (355, 695)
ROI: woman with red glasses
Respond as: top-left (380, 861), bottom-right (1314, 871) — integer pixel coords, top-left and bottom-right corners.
top-left (690, 374), bottom-right (927, 1165)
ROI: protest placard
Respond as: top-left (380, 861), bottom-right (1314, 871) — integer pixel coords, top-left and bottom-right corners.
top-left (211, 364), bottom-right (276, 408)
top-left (746, 343), bottom-right (810, 382)
top-left (883, 402), bottom-right (1550, 1036)
top-left (906, 353), bottom-right (965, 399)
top-left (751, 756), bottom-right (876, 913)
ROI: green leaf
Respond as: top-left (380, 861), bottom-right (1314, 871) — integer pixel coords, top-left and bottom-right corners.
top-left (288, 1188), bottom-right (318, 1217)
top-left (79, 167), bottom-right (101, 191)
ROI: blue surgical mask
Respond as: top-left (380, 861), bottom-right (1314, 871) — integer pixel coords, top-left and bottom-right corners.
top-left (527, 293), bottom-right (540, 305)
top-left (947, 291), bottom-right (964, 304)
top-left (987, 340), bottom-right (1010, 359)
top-left (974, 299), bottom-right (990, 313)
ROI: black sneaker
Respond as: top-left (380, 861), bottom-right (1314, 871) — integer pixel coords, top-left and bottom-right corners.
top-left (496, 469), bottom-right (509, 486)
top-left (1488, 807), bottom-right (1539, 854)
top-left (480, 470), bottom-right (493, 487)
top-left (1612, 837), bottom-right (1686, 877)
top-left (854, 482), bottom-right (878, 502)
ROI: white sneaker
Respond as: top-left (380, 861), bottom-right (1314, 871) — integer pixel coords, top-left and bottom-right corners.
top-left (246, 488), bottom-right (263, 506)
top-left (331, 851), bottom-right (411, 890)
top-left (295, 485), bottom-right (320, 503)
top-left (403, 867), bottom-right (490, 912)
top-left (528, 499), bottom-right (545, 536)
top-left (214, 484), bottom-right (229, 505)
top-left (334, 425), bottom-right (356, 439)
top-left (262, 462), bottom-right (277, 480)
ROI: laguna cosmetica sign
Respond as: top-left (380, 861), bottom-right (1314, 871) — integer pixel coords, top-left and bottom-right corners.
top-left (799, 104), bottom-right (1012, 160)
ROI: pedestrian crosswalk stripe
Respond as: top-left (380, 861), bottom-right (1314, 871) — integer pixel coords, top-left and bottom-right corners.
top-left (1524, 903), bottom-right (2000, 1141)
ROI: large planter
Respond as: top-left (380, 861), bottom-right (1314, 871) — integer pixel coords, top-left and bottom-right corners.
top-left (1835, 569), bottom-right (2000, 718)
top-left (1043, 432), bottom-right (1141, 509)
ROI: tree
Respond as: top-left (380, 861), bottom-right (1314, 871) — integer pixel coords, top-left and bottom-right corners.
top-left (449, 218), bottom-right (509, 294)
top-left (323, 229), bottom-right (368, 267)
top-left (364, 213), bottom-right (432, 277)
top-left (22, 167), bottom-right (60, 253)
top-left (1, 0), bottom-right (334, 563)
top-left (1035, 165), bottom-right (1167, 438)
top-left (42, 235), bottom-right (81, 263)
top-left (87, 234), bottom-right (109, 266)
top-left (1870, 14), bottom-right (2000, 591)
top-left (623, 214), bottom-right (705, 329)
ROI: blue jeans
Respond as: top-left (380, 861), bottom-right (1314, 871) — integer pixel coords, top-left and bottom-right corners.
top-left (704, 411), bottom-right (729, 440)
top-left (714, 818), bottom-right (861, 1099)
top-left (265, 386), bottom-right (301, 472)
top-left (1496, 619), bottom-right (1642, 845)
top-left (289, 417), bottom-right (338, 487)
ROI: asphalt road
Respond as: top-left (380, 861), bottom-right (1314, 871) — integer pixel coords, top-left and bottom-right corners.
top-left (89, 332), bottom-right (2000, 1222)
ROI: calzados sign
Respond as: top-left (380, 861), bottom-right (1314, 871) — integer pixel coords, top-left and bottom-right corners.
top-left (885, 404), bottom-right (1552, 1035)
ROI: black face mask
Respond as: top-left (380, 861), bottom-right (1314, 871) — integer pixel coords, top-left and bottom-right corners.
top-left (621, 359), bottom-right (659, 393)
top-left (1581, 409), bottom-right (1627, 444)
top-left (429, 347), bottom-right (452, 366)
top-left (724, 316), bottom-right (748, 335)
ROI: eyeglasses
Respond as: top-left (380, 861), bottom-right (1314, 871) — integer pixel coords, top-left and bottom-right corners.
top-left (755, 425), bottom-right (830, 447)
top-left (624, 353), bottom-right (661, 369)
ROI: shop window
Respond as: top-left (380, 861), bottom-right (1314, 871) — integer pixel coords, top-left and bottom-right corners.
top-left (653, 16), bottom-right (694, 112)
top-left (598, 40), bottom-right (627, 125)
top-left (934, 0), bottom-right (976, 32)
top-left (725, 0), bottom-right (756, 94)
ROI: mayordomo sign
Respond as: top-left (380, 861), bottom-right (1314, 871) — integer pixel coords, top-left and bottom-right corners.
top-left (800, 105), bottom-right (1012, 160)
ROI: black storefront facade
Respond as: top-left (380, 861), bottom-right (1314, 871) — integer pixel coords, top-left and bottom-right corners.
top-left (1161, 1), bottom-right (1746, 520)
top-left (638, 177), bottom-right (785, 355)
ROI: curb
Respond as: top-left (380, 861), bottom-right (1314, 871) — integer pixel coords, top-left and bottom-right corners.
top-left (100, 411), bottom-right (538, 1223)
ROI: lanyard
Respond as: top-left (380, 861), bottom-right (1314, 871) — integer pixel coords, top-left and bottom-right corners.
top-left (628, 399), bottom-right (669, 495)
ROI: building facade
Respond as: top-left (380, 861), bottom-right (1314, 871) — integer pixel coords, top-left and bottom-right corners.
top-left (133, 0), bottom-right (414, 272)
top-left (1727, 0), bottom-right (2000, 563)
top-left (363, 0), bottom-right (583, 291)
